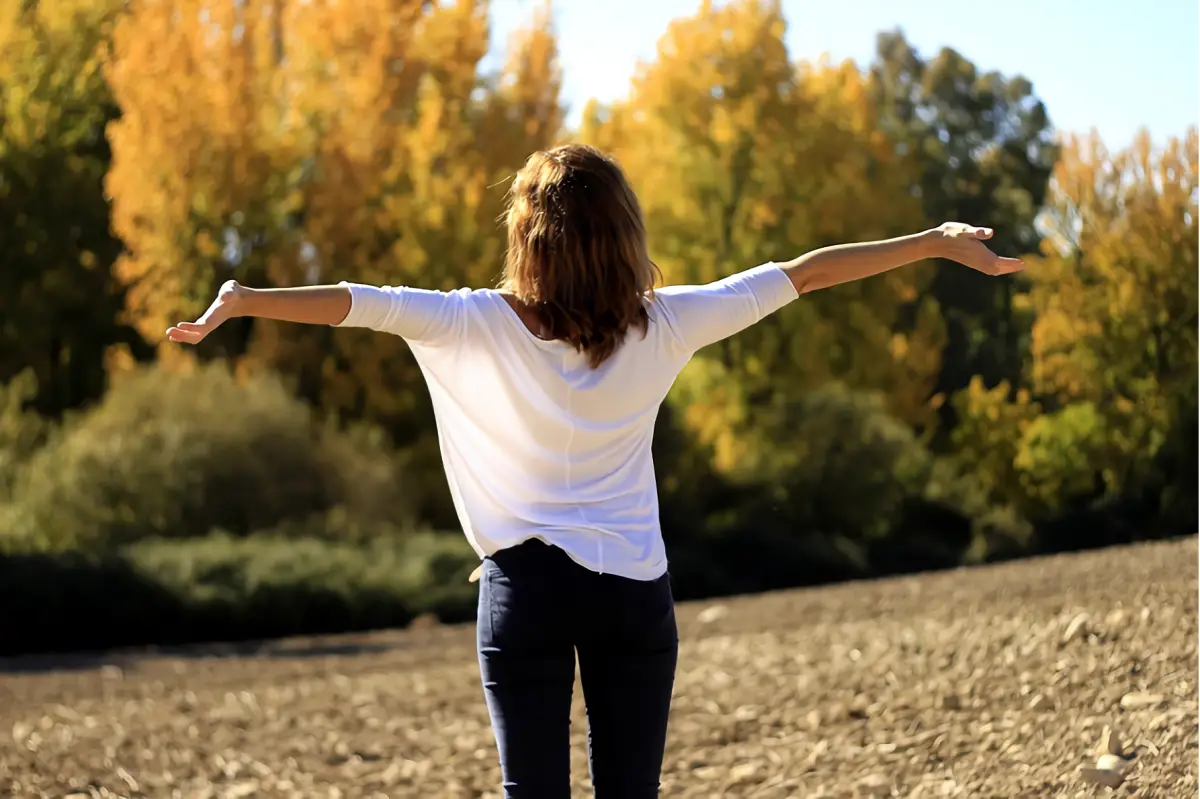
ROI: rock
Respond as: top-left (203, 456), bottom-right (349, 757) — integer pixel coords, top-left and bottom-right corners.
top-left (10, 722), bottom-right (31, 742)
top-left (1062, 612), bottom-right (1090, 644)
top-left (1120, 692), bottom-right (1165, 710)
top-left (1095, 754), bottom-right (1129, 773)
top-left (729, 762), bottom-right (758, 783)
top-left (1078, 765), bottom-right (1125, 788)
top-left (1098, 725), bottom-right (1123, 757)
top-left (855, 774), bottom-right (891, 797)
top-left (697, 605), bottom-right (729, 624)
top-left (1029, 693), bottom-right (1054, 712)
top-left (1105, 609), bottom-right (1127, 627)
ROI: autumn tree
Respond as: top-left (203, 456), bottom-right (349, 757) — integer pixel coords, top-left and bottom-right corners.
top-left (1025, 129), bottom-right (1197, 515)
top-left (0, 0), bottom-right (146, 415)
top-left (105, 0), bottom-right (562, 524)
top-left (580, 0), bottom-right (943, 479)
top-left (955, 128), bottom-right (1198, 530)
top-left (868, 30), bottom-right (1058, 435)
top-left (105, 0), bottom-right (311, 361)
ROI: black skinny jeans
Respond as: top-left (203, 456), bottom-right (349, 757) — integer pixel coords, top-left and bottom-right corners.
top-left (476, 539), bottom-right (679, 798)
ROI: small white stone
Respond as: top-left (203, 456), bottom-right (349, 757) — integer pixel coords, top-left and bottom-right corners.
top-left (1095, 754), bottom-right (1128, 773)
top-left (1098, 725), bottom-right (1123, 757)
top-left (729, 762), bottom-right (758, 783)
top-left (1029, 693), bottom-right (1054, 712)
top-left (1120, 692), bottom-right (1165, 710)
top-left (1062, 612), bottom-right (1090, 644)
top-left (1078, 766), bottom-right (1125, 788)
top-left (855, 774), bottom-right (891, 797)
top-left (697, 604), bottom-right (729, 624)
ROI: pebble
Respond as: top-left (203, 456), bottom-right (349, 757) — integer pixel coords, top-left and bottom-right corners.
top-left (1062, 612), bottom-right (1090, 644)
top-left (1120, 692), bottom-right (1166, 710)
top-left (1078, 765), bottom-right (1125, 788)
top-left (1029, 693), bottom-right (1054, 712)
top-left (855, 774), bottom-right (892, 797)
top-left (1098, 725), bottom-right (1123, 756)
top-left (697, 605), bottom-right (729, 624)
top-left (729, 762), bottom-right (758, 783)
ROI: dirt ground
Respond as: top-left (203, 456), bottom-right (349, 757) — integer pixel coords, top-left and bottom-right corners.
top-left (1, 538), bottom-right (1196, 799)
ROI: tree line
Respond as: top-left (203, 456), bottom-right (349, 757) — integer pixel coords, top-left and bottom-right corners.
top-left (0, 0), bottom-right (1194, 653)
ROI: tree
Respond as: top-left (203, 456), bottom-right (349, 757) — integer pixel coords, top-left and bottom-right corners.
top-left (105, 0), bottom-right (310, 362)
top-left (0, 0), bottom-right (146, 415)
top-left (105, 0), bottom-right (563, 526)
top-left (868, 30), bottom-right (1058, 433)
top-left (1024, 128), bottom-right (1198, 512)
top-left (954, 128), bottom-right (1198, 527)
top-left (579, 0), bottom-right (943, 493)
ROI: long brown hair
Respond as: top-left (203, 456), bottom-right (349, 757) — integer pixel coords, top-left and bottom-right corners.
top-left (500, 144), bottom-right (661, 368)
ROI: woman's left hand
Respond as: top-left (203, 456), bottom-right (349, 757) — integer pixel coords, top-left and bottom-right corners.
top-left (166, 279), bottom-right (246, 345)
top-left (928, 222), bottom-right (1026, 276)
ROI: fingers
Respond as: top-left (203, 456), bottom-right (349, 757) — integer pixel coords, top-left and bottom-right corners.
top-left (976, 255), bottom-right (1025, 276)
top-left (165, 325), bottom-right (203, 344)
top-left (165, 320), bottom-right (215, 344)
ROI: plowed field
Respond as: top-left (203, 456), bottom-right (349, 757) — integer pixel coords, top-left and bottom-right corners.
top-left (2, 538), bottom-right (1196, 798)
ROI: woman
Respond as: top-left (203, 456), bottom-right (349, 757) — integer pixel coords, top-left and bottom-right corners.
top-left (167, 144), bottom-right (1023, 798)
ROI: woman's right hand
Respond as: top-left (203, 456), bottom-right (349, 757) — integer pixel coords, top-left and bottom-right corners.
top-left (166, 279), bottom-right (246, 345)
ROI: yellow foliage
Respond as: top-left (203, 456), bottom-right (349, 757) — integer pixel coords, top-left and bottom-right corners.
top-left (0, 0), bottom-right (124, 151)
top-left (951, 376), bottom-right (1041, 506)
top-left (104, 0), bottom-right (563, 439)
top-left (577, 0), bottom-right (942, 466)
top-left (1025, 127), bottom-right (1197, 493)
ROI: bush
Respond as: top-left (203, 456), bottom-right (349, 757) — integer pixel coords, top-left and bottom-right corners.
top-left (0, 549), bottom-right (187, 655)
top-left (0, 531), bottom-right (480, 657)
top-left (0, 370), bottom-right (52, 503)
top-left (660, 375), bottom-right (948, 594)
top-left (702, 381), bottom-right (934, 546)
top-left (965, 504), bottom-right (1034, 564)
top-left (6, 362), bottom-right (415, 551)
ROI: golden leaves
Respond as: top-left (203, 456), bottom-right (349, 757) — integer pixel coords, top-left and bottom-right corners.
top-left (961, 127), bottom-right (1198, 510)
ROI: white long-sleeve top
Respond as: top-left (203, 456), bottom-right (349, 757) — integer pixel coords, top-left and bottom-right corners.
top-left (335, 263), bottom-right (799, 580)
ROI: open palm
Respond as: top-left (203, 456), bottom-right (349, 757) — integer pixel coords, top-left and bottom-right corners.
top-left (934, 222), bottom-right (1025, 275)
top-left (166, 279), bottom-right (244, 345)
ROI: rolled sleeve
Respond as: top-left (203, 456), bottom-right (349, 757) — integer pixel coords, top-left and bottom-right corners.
top-left (654, 263), bottom-right (798, 353)
top-left (334, 282), bottom-right (467, 346)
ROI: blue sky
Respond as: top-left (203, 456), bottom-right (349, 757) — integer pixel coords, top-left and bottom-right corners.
top-left (487, 0), bottom-right (1198, 148)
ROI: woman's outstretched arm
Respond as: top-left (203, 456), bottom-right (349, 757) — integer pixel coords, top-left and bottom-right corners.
top-left (166, 282), bottom-right (351, 345)
top-left (780, 222), bottom-right (1025, 295)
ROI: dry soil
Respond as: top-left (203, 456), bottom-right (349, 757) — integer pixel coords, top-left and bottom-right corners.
top-left (1, 538), bottom-right (1196, 798)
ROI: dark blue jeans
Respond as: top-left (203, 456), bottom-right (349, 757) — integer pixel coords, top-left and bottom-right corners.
top-left (477, 539), bottom-right (679, 798)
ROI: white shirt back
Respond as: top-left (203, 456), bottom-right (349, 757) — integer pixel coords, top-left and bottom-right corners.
top-left (336, 263), bottom-right (798, 580)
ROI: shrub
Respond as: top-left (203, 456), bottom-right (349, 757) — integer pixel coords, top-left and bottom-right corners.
top-left (704, 381), bottom-right (935, 545)
top-left (662, 375), bottom-right (941, 594)
top-left (0, 531), bottom-right (480, 657)
top-left (6, 362), bottom-right (414, 551)
top-left (0, 370), bottom-right (52, 502)
top-left (966, 504), bottom-right (1034, 564)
